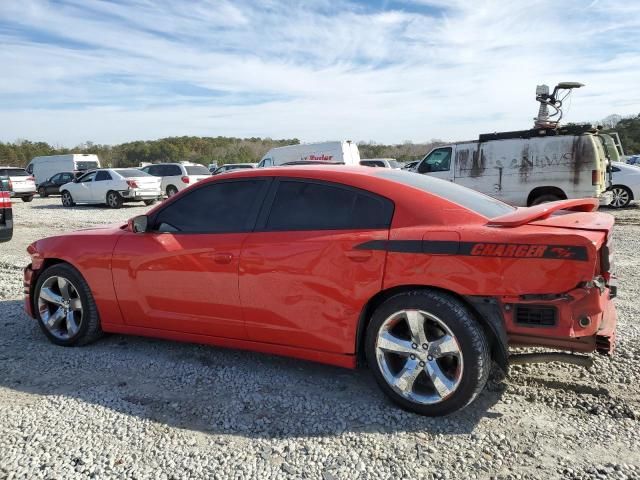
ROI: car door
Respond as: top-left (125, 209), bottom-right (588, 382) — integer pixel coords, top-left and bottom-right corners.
top-left (72, 171), bottom-right (97, 202)
top-left (416, 147), bottom-right (454, 181)
top-left (111, 178), bottom-right (270, 338)
top-left (239, 178), bottom-right (393, 354)
top-left (55, 173), bottom-right (75, 194)
top-left (92, 170), bottom-right (114, 202)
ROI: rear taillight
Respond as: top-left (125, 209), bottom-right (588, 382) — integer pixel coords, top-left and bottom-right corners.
top-left (0, 191), bottom-right (11, 207)
top-left (181, 176), bottom-right (190, 184)
top-left (126, 180), bottom-right (139, 189)
top-left (592, 169), bottom-right (601, 185)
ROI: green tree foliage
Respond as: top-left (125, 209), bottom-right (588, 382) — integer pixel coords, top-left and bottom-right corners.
top-left (605, 114), bottom-right (640, 154)
top-left (0, 136), bottom-right (300, 168)
top-left (358, 140), bottom-right (445, 163)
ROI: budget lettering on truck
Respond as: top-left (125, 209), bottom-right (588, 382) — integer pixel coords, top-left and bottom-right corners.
top-left (414, 82), bottom-right (614, 206)
top-left (257, 140), bottom-right (360, 167)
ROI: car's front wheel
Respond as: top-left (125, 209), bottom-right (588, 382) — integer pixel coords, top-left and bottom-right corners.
top-left (365, 290), bottom-right (490, 416)
top-left (61, 191), bottom-right (75, 207)
top-left (33, 263), bottom-right (102, 346)
top-left (106, 191), bottom-right (123, 209)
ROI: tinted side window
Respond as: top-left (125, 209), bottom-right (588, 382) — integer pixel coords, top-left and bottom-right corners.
top-left (265, 180), bottom-right (393, 231)
top-left (50, 173), bottom-right (61, 183)
top-left (153, 180), bottom-right (265, 233)
top-left (168, 165), bottom-right (183, 176)
top-left (95, 170), bottom-right (112, 181)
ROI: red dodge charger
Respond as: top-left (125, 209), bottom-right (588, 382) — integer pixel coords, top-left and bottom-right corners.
top-left (23, 167), bottom-right (617, 415)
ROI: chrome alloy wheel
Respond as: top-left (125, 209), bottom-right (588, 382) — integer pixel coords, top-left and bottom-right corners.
top-left (107, 192), bottom-right (119, 208)
top-left (610, 187), bottom-right (630, 208)
top-left (375, 309), bottom-right (463, 404)
top-left (37, 276), bottom-right (83, 340)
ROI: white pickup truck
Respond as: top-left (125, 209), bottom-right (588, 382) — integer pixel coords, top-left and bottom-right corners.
top-left (413, 124), bottom-right (613, 206)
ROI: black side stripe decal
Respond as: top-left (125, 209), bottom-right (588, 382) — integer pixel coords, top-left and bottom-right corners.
top-left (355, 240), bottom-right (588, 261)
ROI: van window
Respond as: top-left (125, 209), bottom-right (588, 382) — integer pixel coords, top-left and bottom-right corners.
top-left (375, 169), bottom-right (514, 218)
top-left (261, 158), bottom-right (273, 167)
top-left (418, 148), bottom-right (452, 173)
top-left (265, 180), bottom-right (393, 231)
top-left (76, 161), bottom-right (99, 171)
top-left (185, 165), bottom-right (210, 176)
top-left (360, 160), bottom-right (384, 168)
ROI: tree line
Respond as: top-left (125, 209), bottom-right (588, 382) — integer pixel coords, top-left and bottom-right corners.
top-left (1, 114), bottom-right (637, 169)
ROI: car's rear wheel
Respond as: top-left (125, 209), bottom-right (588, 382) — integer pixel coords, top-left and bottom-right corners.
top-left (143, 199), bottom-right (157, 206)
top-left (38, 187), bottom-right (47, 198)
top-left (21, 196), bottom-right (34, 203)
top-left (61, 191), bottom-right (75, 207)
top-left (610, 185), bottom-right (632, 208)
top-left (166, 185), bottom-right (178, 197)
top-left (365, 290), bottom-right (490, 416)
top-left (33, 263), bottom-right (102, 346)
top-left (106, 191), bottom-right (123, 209)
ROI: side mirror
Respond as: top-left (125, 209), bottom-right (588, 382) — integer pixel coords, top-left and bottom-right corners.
top-left (129, 215), bottom-right (149, 233)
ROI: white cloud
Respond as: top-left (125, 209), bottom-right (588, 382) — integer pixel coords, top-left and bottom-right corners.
top-left (0, 0), bottom-right (639, 146)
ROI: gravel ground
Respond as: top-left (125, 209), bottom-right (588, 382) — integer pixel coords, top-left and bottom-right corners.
top-left (0, 196), bottom-right (639, 480)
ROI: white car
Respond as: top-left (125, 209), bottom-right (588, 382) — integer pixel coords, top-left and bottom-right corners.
top-left (140, 162), bottom-right (210, 197)
top-left (609, 161), bottom-right (640, 208)
top-left (0, 167), bottom-right (37, 202)
top-left (60, 168), bottom-right (162, 209)
top-left (359, 158), bottom-right (402, 169)
top-left (211, 163), bottom-right (257, 175)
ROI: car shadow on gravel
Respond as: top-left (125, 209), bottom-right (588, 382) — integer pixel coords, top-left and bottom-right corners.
top-left (0, 299), bottom-right (505, 438)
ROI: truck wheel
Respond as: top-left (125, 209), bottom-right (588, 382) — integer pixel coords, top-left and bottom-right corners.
top-left (166, 185), bottom-right (178, 197)
top-left (61, 191), bottom-right (75, 207)
top-left (38, 187), bottom-right (48, 198)
top-left (106, 191), bottom-right (123, 209)
top-left (21, 196), bottom-right (34, 203)
top-left (33, 263), bottom-right (102, 346)
top-left (530, 194), bottom-right (561, 206)
top-left (610, 186), bottom-right (631, 208)
top-left (365, 290), bottom-right (490, 416)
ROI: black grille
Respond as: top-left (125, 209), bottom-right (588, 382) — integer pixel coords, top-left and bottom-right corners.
top-left (515, 305), bottom-right (557, 327)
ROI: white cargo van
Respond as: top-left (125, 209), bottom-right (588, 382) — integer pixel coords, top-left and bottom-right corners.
top-left (414, 125), bottom-right (612, 206)
top-left (27, 154), bottom-right (101, 185)
top-left (257, 141), bottom-right (360, 167)
top-left (413, 82), bottom-right (614, 206)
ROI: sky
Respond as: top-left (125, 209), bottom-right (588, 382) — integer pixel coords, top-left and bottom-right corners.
top-left (1, 0), bottom-right (639, 146)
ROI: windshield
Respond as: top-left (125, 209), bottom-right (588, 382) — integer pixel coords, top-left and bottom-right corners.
top-left (375, 169), bottom-right (515, 218)
top-left (185, 165), bottom-right (210, 175)
top-left (76, 161), bottom-right (99, 171)
top-left (116, 169), bottom-right (151, 178)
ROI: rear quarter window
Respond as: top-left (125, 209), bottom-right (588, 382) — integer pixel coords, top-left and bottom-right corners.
top-left (375, 169), bottom-right (514, 218)
top-left (185, 165), bottom-right (210, 175)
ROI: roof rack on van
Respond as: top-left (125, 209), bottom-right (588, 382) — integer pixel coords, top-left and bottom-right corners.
top-left (478, 124), bottom-right (598, 142)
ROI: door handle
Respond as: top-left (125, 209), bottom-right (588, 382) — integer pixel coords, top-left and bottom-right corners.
top-left (345, 250), bottom-right (372, 262)
top-left (213, 253), bottom-right (233, 264)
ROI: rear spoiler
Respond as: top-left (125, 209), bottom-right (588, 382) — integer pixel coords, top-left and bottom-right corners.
top-left (488, 198), bottom-right (599, 227)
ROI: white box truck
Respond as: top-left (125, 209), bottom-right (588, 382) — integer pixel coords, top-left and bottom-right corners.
top-left (257, 141), bottom-right (360, 167)
top-left (26, 154), bottom-right (101, 186)
top-left (413, 82), bottom-right (614, 206)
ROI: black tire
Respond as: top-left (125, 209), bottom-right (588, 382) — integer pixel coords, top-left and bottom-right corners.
top-left (609, 185), bottom-right (632, 208)
top-left (166, 185), bottom-right (178, 197)
top-left (21, 196), bottom-right (34, 203)
top-left (530, 194), bottom-right (562, 206)
top-left (365, 290), bottom-right (491, 416)
top-left (106, 191), bottom-right (123, 209)
top-left (33, 263), bottom-right (103, 347)
top-left (38, 187), bottom-right (48, 198)
top-left (61, 191), bottom-right (75, 207)
top-left (143, 199), bottom-right (157, 206)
